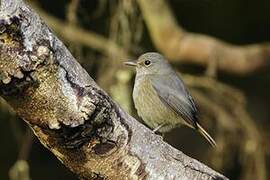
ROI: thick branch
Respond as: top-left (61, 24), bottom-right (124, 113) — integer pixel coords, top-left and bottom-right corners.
top-left (0, 0), bottom-right (227, 179)
top-left (138, 0), bottom-right (270, 75)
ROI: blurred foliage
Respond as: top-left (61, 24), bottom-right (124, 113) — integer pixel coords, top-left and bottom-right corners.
top-left (1, 0), bottom-right (270, 180)
top-left (9, 160), bottom-right (30, 180)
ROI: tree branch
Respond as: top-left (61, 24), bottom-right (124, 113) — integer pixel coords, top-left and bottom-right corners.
top-left (138, 0), bottom-right (270, 75)
top-left (31, 2), bottom-right (128, 59)
top-left (0, 0), bottom-right (227, 179)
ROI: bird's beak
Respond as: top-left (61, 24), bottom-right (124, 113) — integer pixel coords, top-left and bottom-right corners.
top-left (124, 60), bottom-right (137, 67)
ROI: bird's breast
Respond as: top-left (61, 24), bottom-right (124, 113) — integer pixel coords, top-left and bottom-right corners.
top-left (133, 76), bottom-right (179, 130)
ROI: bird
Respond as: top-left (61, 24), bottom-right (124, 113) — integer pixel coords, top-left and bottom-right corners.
top-left (124, 52), bottom-right (216, 147)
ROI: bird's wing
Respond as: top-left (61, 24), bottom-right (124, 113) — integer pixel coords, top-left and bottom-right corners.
top-left (151, 74), bottom-right (198, 128)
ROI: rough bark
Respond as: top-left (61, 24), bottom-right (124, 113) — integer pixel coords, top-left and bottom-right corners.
top-left (0, 0), bottom-right (227, 179)
top-left (138, 0), bottom-right (270, 75)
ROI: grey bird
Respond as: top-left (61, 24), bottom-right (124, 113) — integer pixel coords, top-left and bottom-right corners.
top-left (124, 52), bottom-right (216, 147)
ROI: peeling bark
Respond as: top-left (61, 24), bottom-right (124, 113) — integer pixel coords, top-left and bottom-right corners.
top-left (0, 0), bottom-right (228, 179)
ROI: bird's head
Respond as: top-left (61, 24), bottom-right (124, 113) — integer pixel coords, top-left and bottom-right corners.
top-left (124, 52), bottom-right (172, 76)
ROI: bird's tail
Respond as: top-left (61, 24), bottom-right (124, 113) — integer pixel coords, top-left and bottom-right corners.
top-left (197, 124), bottom-right (216, 147)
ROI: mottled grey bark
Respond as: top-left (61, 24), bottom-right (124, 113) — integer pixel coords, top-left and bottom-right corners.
top-left (0, 0), bottom-right (227, 179)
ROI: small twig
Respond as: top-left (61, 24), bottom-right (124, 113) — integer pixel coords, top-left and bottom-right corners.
top-left (205, 47), bottom-right (219, 78)
top-left (66, 0), bottom-right (79, 25)
top-left (18, 128), bottom-right (33, 161)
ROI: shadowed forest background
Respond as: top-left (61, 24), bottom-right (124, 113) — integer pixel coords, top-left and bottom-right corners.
top-left (0, 0), bottom-right (270, 179)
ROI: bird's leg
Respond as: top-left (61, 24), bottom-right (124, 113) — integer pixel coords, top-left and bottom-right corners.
top-left (152, 124), bottom-right (166, 140)
top-left (153, 124), bottom-right (166, 133)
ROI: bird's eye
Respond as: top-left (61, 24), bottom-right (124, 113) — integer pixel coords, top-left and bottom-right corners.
top-left (144, 60), bottom-right (151, 66)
